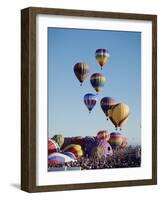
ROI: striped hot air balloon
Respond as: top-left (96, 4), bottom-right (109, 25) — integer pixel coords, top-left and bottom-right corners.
top-left (84, 93), bottom-right (97, 113)
top-left (48, 152), bottom-right (75, 165)
top-left (63, 144), bottom-right (83, 158)
top-left (74, 62), bottom-right (90, 86)
top-left (63, 152), bottom-right (76, 160)
top-left (100, 97), bottom-right (116, 119)
top-left (95, 48), bottom-right (110, 70)
top-left (96, 130), bottom-right (110, 141)
top-left (48, 139), bottom-right (60, 155)
top-left (90, 73), bottom-right (106, 93)
top-left (109, 132), bottom-right (123, 148)
top-left (110, 103), bottom-right (130, 130)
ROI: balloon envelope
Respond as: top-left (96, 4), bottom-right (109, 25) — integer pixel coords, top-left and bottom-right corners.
top-left (51, 134), bottom-right (64, 147)
top-left (95, 48), bottom-right (110, 69)
top-left (96, 130), bottom-right (110, 141)
top-left (90, 73), bottom-right (106, 93)
top-left (63, 144), bottom-right (83, 158)
top-left (74, 62), bottom-right (90, 85)
top-left (84, 93), bottom-right (97, 112)
top-left (110, 103), bottom-right (130, 129)
top-left (48, 152), bottom-right (75, 165)
top-left (63, 152), bottom-right (77, 160)
top-left (48, 139), bottom-right (60, 155)
top-left (109, 132), bottom-right (123, 148)
top-left (121, 137), bottom-right (128, 148)
top-left (91, 140), bottom-right (113, 158)
top-left (100, 97), bottom-right (116, 118)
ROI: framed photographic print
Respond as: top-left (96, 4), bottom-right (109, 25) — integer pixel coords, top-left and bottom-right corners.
top-left (21, 7), bottom-right (157, 192)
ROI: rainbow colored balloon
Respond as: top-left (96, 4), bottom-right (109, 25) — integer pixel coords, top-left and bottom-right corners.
top-left (95, 48), bottom-right (110, 70)
top-left (63, 144), bottom-right (83, 158)
top-left (109, 132), bottom-right (123, 148)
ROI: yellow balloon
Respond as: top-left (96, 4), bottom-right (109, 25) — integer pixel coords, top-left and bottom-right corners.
top-left (111, 103), bottom-right (130, 128)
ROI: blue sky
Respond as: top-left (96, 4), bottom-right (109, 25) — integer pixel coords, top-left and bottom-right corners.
top-left (48, 28), bottom-right (141, 145)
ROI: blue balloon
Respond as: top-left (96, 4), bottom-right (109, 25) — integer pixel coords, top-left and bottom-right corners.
top-left (84, 93), bottom-right (97, 113)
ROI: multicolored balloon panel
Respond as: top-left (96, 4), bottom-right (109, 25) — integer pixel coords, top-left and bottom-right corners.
top-left (63, 144), bottom-right (84, 158)
top-left (74, 62), bottom-right (90, 85)
top-left (48, 139), bottom-right (60, 155)
top-left (96, 130), bottom-right (110, 141)
top-left (90, 73), bottom-right (106, 93)
top-left (95, 48), bottom-right (110, 69)
top-left (84, 93), bottom-right (97, 113)
top-left (109, 132), bottom-right (123, 148)
top-left (48, 152), bottom-right (74, 165)
top-left (100, 97), bottom-right (116, 119)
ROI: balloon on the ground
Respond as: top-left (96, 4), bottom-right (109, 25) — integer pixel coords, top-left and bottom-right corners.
top-left (63, 152), bottom-right (77, 160)
top-left (63, 144), bottom-right (84, 158)
top-left (48, 152), bottom-right (75, 165)
top-left (96, 130), bottom-right (110, 141)
top-left (91, 140), bottom-right (113, 158)
top-left (100, 97), bottom-right (116, 119)
top-left (109, 132), bottom-right (123, 148)
top-left (95, 48), bottom-right (110, 69)
top-left (121, 137), bottom-right (128, 148)
top-left (90, 73), bottom-right (106, 93)
top-left (110, 103), bottom-right (130, 129)
top-left (51, 134), bottom-right (64, 147)
top-left (84, 93), bottom-right (97, 113)
top-left (74, 62), bottom-right (90, 86)
top-left (48, 139), bottom-right (60, 155)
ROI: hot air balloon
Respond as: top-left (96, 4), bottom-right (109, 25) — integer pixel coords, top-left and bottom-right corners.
top-left (90, 73), bottom-right (106, 93)
top-left (95, 48), bottom-right (110, 69)
top-left (48, 139), bottom-right (60, 155)
top-left (51, 134), bottom-right (64, 147)
top-left (121, 137), bottom-right (128, 148)
top-left (63, 152), bottom-right (77, 160)
top-left (110, 103), bottom-right (130, 130)
top-left (63, 144), bottom-right (83, 158)
top-left (74, 62), bottom-right (90, 86)
top-left (48, 152), bottom-right (75, 165)
top-left (96, 130), bottom-right (110, 141)
top-left (109, 132), bottom-right (123, 148)
top-left (84, 136), bottom-right (96, 156)
top-left (84, 93), bottom-right (97, 113)
top-left (100, 97), bottom-right (116, 119)
top-left (91, 140), bottom-right (113, 158)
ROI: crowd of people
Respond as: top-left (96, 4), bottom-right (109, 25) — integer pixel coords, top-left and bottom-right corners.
top-left (48, 146), bottom-right (141, 170)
